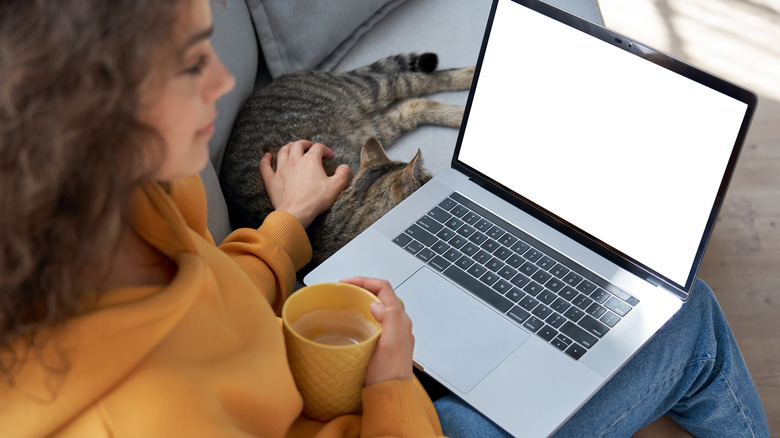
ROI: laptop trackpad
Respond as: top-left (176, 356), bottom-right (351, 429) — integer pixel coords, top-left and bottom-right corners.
top-left (396, 267), bottom-right (530, 393)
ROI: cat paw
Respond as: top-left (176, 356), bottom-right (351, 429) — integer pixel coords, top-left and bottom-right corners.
top-left (415, 53), bottom-right (438, 73)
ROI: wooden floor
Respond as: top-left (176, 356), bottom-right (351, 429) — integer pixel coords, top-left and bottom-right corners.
top-left (598, 0), bottom-right (780, 433)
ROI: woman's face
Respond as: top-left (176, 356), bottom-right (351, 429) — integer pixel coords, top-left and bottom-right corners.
top-left (139, 0), bottom-right (235, 181)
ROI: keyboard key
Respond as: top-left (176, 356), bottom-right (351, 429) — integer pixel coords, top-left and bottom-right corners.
top-left (518, 295), bottom-right (539, 311)
top-left (474, 218), bottom-right (491, 232)
top-left (428, 206), bottom-right (451, 223)
top-left (558, 286), bottom-right (578, 301)
top-left (467, 263), bottom-right (487, 279)
top-left (532, 304), bottom-right (553, 320)
top-left (498, 266), bottom-right (517, 280)
top-left (510, 273), bottom-right (530, 288)
top-left (445, 217), bottom-right (464, 231)
top-left (431, 240), bottom-right (449, 254)
top-left (523, 316), bottom-right (545, 333)
top-left (393, 233), bottom-right (412, 247)
top-left (468, 232), bottom-right (488, 245)
top-left (486, 226), bottom-right (505, 240)
top-left (443, 248), bottom-right (461, 262)
top-left (600, 311), bottom-right (621, 327)
top-left (550, 298), bottom-right (571, 314)
top-left (563, 271), bottom-right (584, 286)
top-left (448, 235), bottom-right (468, 249)
top-left (545, 278), bottom-right (565, 292)
top-left (463, 211), bottom-right (481, 225)
top-left (507, 306), bottom-right (531, 324)
top-left (531, 270), bottom-right (552, 284)
top-left (537, 325), bottom-right (558, 342)
top-left (474, 250), bottom-right (491, 264)
top-left (505, 288), bottom-right (525, 302)
top-left (572, 293), bottom-right (594, 311)
top-left (461, 242), bottom-right (479, 257)
top-left (450, 205), bottom-right (469, 218)
top-left (523, 281), bottom-right (544, 297)
top-left (493, 246), bottom-right (513, 261)
top-left (404, 240), bottom-right (423, 254)
top-left (485, 257), bottom-right (504, 272)
top-left (579, 315), bottom-right (610, 338)
top-left (549, 263), bottom-right (571, 279)
top-left (511, 240), bottom-right (531, 254)
top-left (493, 279), bottom-right (512, 295)
top-left (537, 289), bottom-right (557, 305)
top-left (505, 254), bottom-right (525, 269)
top-left (605, 296), bottom-right (631, 317)
top-left (560, 321), bottom-right (598, 349)
top-left (518, 261), bottom-right (538, 276)
top-left (546, 312), bottom-right (566, 329)
top-left (576, 279), bottom-right (597, 294)
top-left (416, 248), bottom-right (435, 262)
top-left (480, 271), bottom-right (500, 286)
top-left (443, 266), bottom-right (513, 313)
top-left (555, 334), bottom-right (573, 347)
top-left (438, 198), bottom-right (456, 211)
top-left (585, 302), bottom-right (607, 318)
top-left (498, 233), bottom-right (518, 247)
top-left (563, 307), bottom-right (585, 323)
top-left (551, 337), bottom-right (569, 351)
top-left (428, 256), bottom-right (449, 272)
top-left (590, 287), bottom-right (610, 304)
top-left (436, 228), bottom-right (456, 241)
top-left (456, 224), bottom-right (476, 238)
top-left (565, 343), bottom-right (587, 360)
top-left (523, 248), bottom-right (543, 262)
top-left (417, 215), bottom-right (443, 233)
top-left (537, 255), bottom-right (556, 270)
top-left (455, 256), bottom-right (474, 270)
top-left (480, 239), bottom-right (500, 253)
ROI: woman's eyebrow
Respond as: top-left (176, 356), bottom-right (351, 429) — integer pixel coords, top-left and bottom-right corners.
top-left (181, 25), bottom-right (214, 52)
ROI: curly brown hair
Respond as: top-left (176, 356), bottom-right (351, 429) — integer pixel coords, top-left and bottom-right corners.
top-left (0, 0), bottom-right (185, 381)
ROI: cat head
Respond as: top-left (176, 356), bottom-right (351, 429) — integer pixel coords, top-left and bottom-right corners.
top-left (328, 138), bottom-right (431, 229)
top-left (358, 138), bottom-right (432, 204)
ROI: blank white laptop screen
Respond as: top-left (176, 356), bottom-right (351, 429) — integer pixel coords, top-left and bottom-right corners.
top-left (458, 0), bottom-right (748, 286)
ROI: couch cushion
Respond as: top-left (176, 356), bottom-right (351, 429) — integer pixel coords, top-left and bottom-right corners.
top-left (204, 0), bottom-right (262, 243)
top-left (246, 0), bottom-right (409, 78)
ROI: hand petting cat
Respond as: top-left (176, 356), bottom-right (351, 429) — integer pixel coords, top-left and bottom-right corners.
top-left (260, 140), bottom-right (351, 228)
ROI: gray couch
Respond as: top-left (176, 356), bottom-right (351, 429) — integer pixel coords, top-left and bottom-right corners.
top-left (204, 0), bottom-right (603, 244)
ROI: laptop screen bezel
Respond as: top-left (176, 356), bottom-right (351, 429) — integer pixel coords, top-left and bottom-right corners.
top-left (451, 0), bottom-right (757, 300)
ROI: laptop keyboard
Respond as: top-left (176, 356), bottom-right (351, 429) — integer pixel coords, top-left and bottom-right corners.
top-left (393, 192), bottom-right (639, 361)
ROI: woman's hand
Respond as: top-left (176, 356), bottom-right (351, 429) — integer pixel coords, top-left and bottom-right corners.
top-left (259, 140), bottom-right (350, 228)
top-left (340, 277), bottom-right (415, 385)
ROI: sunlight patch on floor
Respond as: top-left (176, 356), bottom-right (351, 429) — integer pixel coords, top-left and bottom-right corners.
top-left (599, 0), bottom-right (780, 100)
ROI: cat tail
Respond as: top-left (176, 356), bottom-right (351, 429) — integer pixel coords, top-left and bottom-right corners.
top-left (362, 52), bottom-right (439, 75)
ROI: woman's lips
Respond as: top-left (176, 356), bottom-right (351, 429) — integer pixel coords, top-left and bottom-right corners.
top-left (197, 121), bottom-right (215, 137)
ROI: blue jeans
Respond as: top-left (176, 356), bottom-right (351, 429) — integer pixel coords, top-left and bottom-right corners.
top-left (434, 279), bottom-right (770, 437)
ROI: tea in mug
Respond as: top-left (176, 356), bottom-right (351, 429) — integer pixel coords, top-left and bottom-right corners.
top-left (291, 308), bottom-right (378, 346)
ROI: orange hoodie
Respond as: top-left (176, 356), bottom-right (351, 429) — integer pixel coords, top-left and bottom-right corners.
top-left (0, 176), bottom-right (443, 437)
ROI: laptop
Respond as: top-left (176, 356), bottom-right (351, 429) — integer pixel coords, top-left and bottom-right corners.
top-left (305, 0), bottom-right (757, 435)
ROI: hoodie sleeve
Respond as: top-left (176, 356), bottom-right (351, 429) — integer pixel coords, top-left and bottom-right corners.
top-left (219, 211), bottom-right (312, 312)
top-left (166, 175), bottom-right (311, 312)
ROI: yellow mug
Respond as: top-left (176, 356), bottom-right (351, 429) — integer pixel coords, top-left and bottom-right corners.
top-left (282, 282), bottom-right (382, 421)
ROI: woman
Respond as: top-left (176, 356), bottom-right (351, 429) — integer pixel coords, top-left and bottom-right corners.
top-left (0, 0), bottom-right (769, 437)
top-left (0, 0), bottom-right (437, 436)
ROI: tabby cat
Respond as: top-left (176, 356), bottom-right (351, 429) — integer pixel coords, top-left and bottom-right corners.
top-left (220, 52), bottom-right (474, 267)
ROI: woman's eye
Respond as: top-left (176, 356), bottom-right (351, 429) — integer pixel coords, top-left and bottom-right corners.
top-left (183, 55), bottom-right (208, 75)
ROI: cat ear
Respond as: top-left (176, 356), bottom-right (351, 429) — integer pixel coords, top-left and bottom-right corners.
top-left (360, 138), bottom-right (391, 169)
top-left (403, 149), bottom-right (425, 183)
